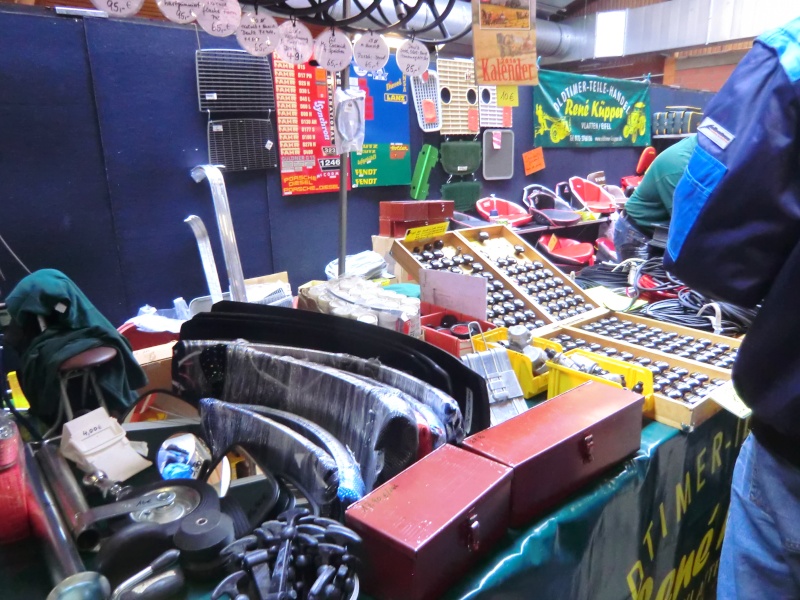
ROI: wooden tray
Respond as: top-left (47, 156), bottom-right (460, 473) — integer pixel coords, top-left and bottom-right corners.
top-left (390, 234), bottom-right (551, 325)
top-left (454, 225), bottom-right (599, 324)
top-left (561, 309), bottom-right (741, 372)
top-left (537, 328), bottom-right (727, 431)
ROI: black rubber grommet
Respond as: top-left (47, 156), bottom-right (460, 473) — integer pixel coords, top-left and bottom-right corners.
top-left (181, 553), bottom-right (229, 583)
top-left (174, 509), bottom-right (235, 563)
top-left (439, 314), bottom-right (458, 329)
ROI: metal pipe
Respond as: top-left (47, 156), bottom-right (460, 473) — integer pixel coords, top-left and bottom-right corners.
top-left (37, 442), bottom-right (101, 551)
top-left (337, 0), bottom-right (351, 277)
top-left (191, 165), bottom-right (248, 303)
top-left (24, 444), bottom-right (85, 585)
top-left (185, 215), bottom-right (224, 304)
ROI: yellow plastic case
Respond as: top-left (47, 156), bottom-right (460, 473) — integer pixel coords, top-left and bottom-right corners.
top-left (546, 348), bottom-right (654, 416)
top-left (471, 327), bottom-right (562, 398)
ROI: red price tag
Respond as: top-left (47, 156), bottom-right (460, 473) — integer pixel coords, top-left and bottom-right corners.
top-left (502, 106), bottom-right (513, 128)
top-left (468, 107), bottom-right (480, 132)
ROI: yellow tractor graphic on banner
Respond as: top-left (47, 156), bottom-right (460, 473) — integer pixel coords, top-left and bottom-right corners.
top-left (535, 104), bottom-right (571, 144)
top-left (623, 102), bottom-right (647, 143)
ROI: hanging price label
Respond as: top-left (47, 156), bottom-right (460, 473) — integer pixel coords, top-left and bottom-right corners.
top-left (277, 20), bottom-right (314, 65)
top-left (196, 0), bottom-right (241, 37)
top-left (314, 29), bottom-right (353, 73)
top-left (396, 39), bottom-right (429, 77)
top-left (156, 0), bottom-right (199, 24)
top-left (91, 0), bottom-right (145, 18)
top-left (236, 13), bottom-right (279, 56)
top-left (353, 32), bottom-right (390, 72)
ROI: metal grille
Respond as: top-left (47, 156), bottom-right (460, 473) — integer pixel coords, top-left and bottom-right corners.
top-left (196, 49), bottom-right (275, 113)
top-left (438, 58), bottom-right (479, 136)
top-left (479, 86), bottom-right (513, 129)
top-left (208, 119), bottom-right (278, 172)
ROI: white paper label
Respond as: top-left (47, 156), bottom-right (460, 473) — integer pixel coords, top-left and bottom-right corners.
top-left (205, 92), bottom-right (217, 100)
top-left (196, 0), bottom-right (241, 38)
top-left (710, 381), bottom-right (752, 419)
top-left (353, 32), bottom-right (390, 72)
top-left (265, 140), bottom-right (274, 150)
top-left (314, 29), bottom-right (353, 73)
top-left (236, 12), bottom-right (279, 57)
top-left (395, 39), bottom-right (429, 77)
top-left (91, 0), bottom-right (145, 17)
top-left (155, 0), bottom-right (199, 24)
top-left (212, 124), bottom-right (223, 132)
top-left (276, 20), bottom-right (314, 65)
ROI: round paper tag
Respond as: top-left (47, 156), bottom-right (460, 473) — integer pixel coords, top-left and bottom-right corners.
top-left (91, 0), bottom-right (145, 18)
top-left (276, 20), bottom-right (314, 65)
top-left (314, 29), bottom-right (353, 73)
top-left (353, 32), bottom-right (390, 72)
top-left (236, 13), bottom-right (279, 56)
top-left (156, 0), bottom-right (199, 24)
top-left (196, 0), bottom-right (241, 38)
top-left (396, 39), bottom-right (430, 77)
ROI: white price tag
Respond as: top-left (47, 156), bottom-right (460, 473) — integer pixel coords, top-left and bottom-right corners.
top-left (212, 124), bottom-right (223, 132)
top-left (353, 32), bottom-right (390, 72)
top-left (236, 12), bottom-right (279, 57)
top-left (196, 0), bottom-right (241, 38)
top-left (314, 29), bottom-right (353, 73)
top-left (395, 39), bottom-right (429, 77)
top-left (91, 0), bottom-right (145, 18)
top-left (276, 20), bottom-right (314, 65)
top-left (155, 0), bottom-right (199, 24)
top-left (265, 140), bottom-right (274, 150)
top-left (710, 381), bottom-right (753, 419)
top-left (205, 92), bottom-right (217, 100)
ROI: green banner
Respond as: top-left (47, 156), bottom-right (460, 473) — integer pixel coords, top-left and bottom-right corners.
top-left (534, 70), bottom-right (651, 147)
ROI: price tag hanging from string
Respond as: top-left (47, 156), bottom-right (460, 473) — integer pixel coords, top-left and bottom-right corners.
top-left (91, 0), bottom-right (145, 18)
top-left (314, 28), bottom-right (353, 73)
top-left (396, 37), bottom-right (430, 77)
top-left (156, 0), bottom-right (199, 24)
top-left (276, 18), bottom-right (314, 64)
top-left (353, 31), bottom-right (390, 72)
top-left (236, 12), bottom-right (279, 56)
top-left (195, 0), bottom-right (241, 37)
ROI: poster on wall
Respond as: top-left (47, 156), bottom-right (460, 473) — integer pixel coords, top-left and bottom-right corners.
top-left (534, 70), bottom-right (651, 148)
top-left (471, 0), bottom-right (538, 86)
top-left (349, 56), bottom-right (412, 188)
top-left (273, 56), bottom-right (342, 195)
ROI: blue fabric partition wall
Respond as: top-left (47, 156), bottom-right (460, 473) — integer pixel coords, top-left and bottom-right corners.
top-left (0, 6), bottom-right (714, 324)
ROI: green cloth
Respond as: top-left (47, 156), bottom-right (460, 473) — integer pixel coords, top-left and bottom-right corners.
top-left (5, 269), bottom-right (146, 422)
top-left (625, 135), bottom-right (698, 231)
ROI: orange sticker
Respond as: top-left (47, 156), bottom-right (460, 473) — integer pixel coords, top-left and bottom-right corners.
top-left (523, 147), bottom-right (546, 176)
top-left (468, 107), bottom-right (480, 132)
top-left (547, 234), bottom-right (558, 251)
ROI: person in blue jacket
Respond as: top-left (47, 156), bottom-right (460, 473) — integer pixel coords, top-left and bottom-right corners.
top-left (665, 17), bottom-right (800, 599)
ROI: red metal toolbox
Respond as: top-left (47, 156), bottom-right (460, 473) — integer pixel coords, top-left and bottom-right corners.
top-left (379, 201), bottom-right (429, 221)
top-left (461, 381), bottom-right (643, 527)
top-left (345, 444), bottom-right (512, 600)
top-left (425, 200), bottom-right (454, 220)
top-left (379, 218), bottom-right (429, 238)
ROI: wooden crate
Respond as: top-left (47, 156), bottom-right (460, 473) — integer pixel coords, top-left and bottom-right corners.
top-left (390, 234), bottom-right (551, 324)
top-left (453, 225), bottom-right (599, 324)
top-left (561, 309), bottom-right (741, 372)
top-left (537, 328), bottom-right (727, 431)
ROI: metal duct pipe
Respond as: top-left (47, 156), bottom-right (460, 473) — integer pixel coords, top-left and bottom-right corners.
top-left (536, 19), bottom-right (574, 57)
top-left (252, 0), bottom-right (575, 57)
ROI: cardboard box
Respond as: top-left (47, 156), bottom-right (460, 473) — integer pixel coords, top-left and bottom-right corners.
top-left (130, 341), bottom-right (197, 422)
top-left (346, 444), bottom-right (512, 600)
top-left (462, 381), bottom-right (643, 527)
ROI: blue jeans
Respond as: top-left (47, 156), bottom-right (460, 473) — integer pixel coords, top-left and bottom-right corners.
top-left (718, 434), bottom-right (800, 599)
top-left (613, 213), bottom-right (651, 262)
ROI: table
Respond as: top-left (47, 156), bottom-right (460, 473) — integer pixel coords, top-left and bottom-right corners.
top-left (0, 410), bottom-right (744, 600)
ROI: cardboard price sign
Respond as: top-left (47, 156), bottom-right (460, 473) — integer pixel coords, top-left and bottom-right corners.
top-left (523, 147), bottom-right (545, 175)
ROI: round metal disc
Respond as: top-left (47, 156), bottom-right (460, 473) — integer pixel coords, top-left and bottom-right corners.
top-left (129, 486), bottom-right (201, 525)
